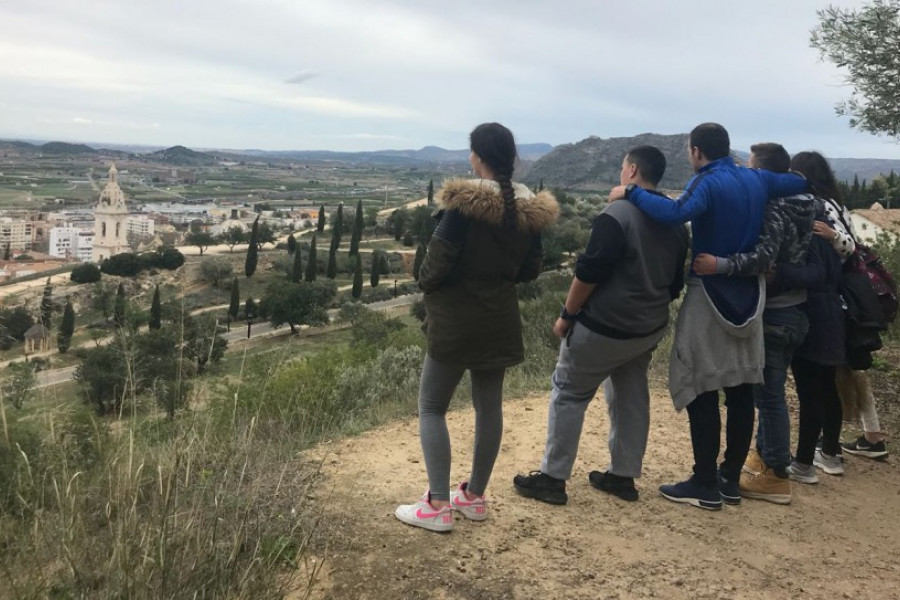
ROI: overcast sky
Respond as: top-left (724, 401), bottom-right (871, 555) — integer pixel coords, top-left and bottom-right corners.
top-left (0, 0), bottom-right (897, 158)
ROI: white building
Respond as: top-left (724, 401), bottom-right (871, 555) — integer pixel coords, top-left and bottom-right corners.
top-left (76, 231), bottom-right (94, 262)
top-left (127, 216), bottom-right (155, 237)
top-left (49, 226), bottom-right (78, 258)
top-left (49, 226), bottom-right (96, 262)
top-left (92, 164), bottom-right (130, 262)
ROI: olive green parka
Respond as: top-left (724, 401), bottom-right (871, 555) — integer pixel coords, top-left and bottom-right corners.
top-left (420, 178), bottom-right (559, 369)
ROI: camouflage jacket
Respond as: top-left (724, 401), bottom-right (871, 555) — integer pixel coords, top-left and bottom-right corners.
top-left (714, 193), bottom-right (819, 277)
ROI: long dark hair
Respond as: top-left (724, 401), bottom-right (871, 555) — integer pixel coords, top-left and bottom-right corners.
top-left (470, 122), bottom-right (518, 230)
top-left (791, 151), bottom-right (842, 206)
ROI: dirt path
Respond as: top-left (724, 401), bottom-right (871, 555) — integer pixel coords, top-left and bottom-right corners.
top-left (300, 388), bottom-right (900, 600)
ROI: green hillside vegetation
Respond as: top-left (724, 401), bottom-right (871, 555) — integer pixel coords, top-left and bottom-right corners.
top-left (522, 133), bottom-right (694, 191)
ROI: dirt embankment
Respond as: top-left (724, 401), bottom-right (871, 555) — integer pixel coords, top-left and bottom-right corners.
top-left (298, 387), bottom-right (900, 600)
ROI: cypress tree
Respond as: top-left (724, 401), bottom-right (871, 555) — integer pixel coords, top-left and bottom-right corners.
top-left (57, 297), bottom-right (75, 353)
top-left (245, 216), bottom-right (260, 278)
top-left (538, 178), bottom-right (544, 192)
top-left (413, 244), bottom-right (426, 281)
top-left (40, 277), bottom-right (53, 329)
top-left (245, 296), bottom-right (256, 338)
top-left (149, 284), bottom-right (161, 330)
top-left (3, 242), bottom-right (9, 260)
top-left (326, 247), bottom-right (337, 279)
top-left (352, 254), bottom-right (363, 299)
top-left (228, 278), bottom-right (240, 330)
top-left (349, 200), bottom-right (363, 256)
top-left (287, 233), bottom-right (297, 254)
top-left (317, 204), bottom-right (326, 232)
top-left (370, 252), bottom-right (381, 288)
top-left (330, 204), bottom-right (344, 254)
top-left (334, 204), bottom-right (344, 243)
top-left (304, 235), bottom-right (318, 282)
top-left (291, 246), bottom-right (303, 283)
top-left (114, 283), bottom-right (126, 328)
top-left (427, 179), bottom-right (434, 205)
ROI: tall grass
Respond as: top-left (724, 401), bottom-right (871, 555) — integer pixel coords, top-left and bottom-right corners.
top-left (0, 271), bottom-right (576, 598)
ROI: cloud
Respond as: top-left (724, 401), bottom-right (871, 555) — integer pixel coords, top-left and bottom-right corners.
top-left (72, 117), bottom-right (93, 124)
top-left (0, 0), bottom-right (891, 155)
top-left (285, 70), bottom-right (318, 85)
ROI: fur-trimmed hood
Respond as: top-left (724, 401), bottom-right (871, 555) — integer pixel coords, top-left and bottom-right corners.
top-left (436, 178), bottom-right (559, 232)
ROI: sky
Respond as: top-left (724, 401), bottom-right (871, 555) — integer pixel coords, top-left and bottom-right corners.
top-left (0, 0), bottom-right (897, 158)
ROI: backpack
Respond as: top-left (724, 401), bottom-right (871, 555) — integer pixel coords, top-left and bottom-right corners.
top-left (831, 203), bottom-right (899, 327)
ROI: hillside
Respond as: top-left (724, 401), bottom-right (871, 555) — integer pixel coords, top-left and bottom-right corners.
top-left (147, 145), bottom-right (219, 166)
top-left (40, 141), bottom-right (98, 155)
top-left (521, 133), bottom-right (693, 191)
top-left (830, 158), bottom-right (900, 184)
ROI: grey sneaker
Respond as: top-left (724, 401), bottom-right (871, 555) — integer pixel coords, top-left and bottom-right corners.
top-left (813, 449), bottom-right (845, 475)
top-left (787, 461), bottom-right (819, 484)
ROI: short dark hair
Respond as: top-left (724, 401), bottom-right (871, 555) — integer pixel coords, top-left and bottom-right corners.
top-left (625, 145), bottom-right (667, 186)
top-left (750, 143), bottom-right (791, 173)
top-left (791, 151), bottom-right (842, 205)
top-left (689, 123), bottom-right (730, 161)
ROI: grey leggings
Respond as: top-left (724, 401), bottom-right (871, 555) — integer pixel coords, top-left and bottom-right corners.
top-left (418, 354), bottom-right (506, 500)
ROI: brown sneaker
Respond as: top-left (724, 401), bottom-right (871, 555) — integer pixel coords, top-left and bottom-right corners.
top-left (742, 447), bottom-right (766, 476)
top-left (739, 467), bottom-right (791, 505)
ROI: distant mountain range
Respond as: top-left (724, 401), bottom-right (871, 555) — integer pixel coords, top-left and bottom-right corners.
top-left (1, 137), bottom-right (896, 186)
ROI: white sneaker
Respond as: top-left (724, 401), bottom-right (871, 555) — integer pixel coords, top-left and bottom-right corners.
top-left (449, 482), bottom-right (487, 521)
top-left (813, 449), bottom-right (845, 476)
top-left (395, 492), bottom-right (453, 532)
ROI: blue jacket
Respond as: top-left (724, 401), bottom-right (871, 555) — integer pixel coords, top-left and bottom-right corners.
top-left (626, 156), bottom-right (808, 323)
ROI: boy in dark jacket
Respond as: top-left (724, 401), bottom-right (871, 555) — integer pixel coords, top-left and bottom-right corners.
top-left (513, 146), bottom-right (688, 504)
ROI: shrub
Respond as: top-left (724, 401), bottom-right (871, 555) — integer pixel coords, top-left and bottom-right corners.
top-left (70, 262), bottom-right (102, 284)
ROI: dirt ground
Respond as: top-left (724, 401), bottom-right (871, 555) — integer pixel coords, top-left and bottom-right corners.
top-left (300, 388), bottom-right (900, 600)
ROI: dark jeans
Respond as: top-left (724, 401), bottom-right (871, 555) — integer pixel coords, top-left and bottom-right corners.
top-left (687, 384), bottom-right (755, 486)
top-left (754, 307), bottom-right (809, 471)
top-left (791, 357), bottom-right (842, 465)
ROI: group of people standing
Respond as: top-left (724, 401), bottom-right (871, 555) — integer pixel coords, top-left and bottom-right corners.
top-left (394, 121), bottom-right (889, 533)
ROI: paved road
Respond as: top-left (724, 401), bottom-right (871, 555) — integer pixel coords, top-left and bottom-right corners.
top-left (31, 293), bottom-right (422, 388)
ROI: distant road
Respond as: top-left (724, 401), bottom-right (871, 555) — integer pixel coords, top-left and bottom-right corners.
top-left (32, 293), bottom-right (422, 388)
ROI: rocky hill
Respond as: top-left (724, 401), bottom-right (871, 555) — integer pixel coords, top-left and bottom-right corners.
top-left (148, 145), bottom-right (219, 166)
top-left (520, 133), bottom-right (692, 191)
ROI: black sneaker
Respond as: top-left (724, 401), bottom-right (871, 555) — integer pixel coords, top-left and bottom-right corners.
top-left (588, 471), bottom-right (638, 502)
top-left (717, 470), bottom-right (741, 505)
top-left (658, 476), bottom-right (722, 511)
top-left (513, 471), bottom-right (568, 505)
top-left (841, 435), bottom-right (889, 459)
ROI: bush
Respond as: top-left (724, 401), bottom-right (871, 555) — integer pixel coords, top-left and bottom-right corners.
top-left (100, 248), bottom-right (185, 277)
top-left (70, 262), bottom-right (102, 284)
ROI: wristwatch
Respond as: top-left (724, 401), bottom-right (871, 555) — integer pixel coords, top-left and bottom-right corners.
top-left (624, 183), bottom-right (637, 198)
top-left (559, 306), bottom-right (578, 322)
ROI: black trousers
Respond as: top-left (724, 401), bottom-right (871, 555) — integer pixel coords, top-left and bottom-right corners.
top-left (686, 384), bottom-right (755, 486)
top-left (791, 357), bottom-right (842, 464)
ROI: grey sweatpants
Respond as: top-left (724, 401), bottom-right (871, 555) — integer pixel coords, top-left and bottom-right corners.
top-left (541, 323), bottom-right (664, 480)
top-left (418, 354), bottom-right (506, 501)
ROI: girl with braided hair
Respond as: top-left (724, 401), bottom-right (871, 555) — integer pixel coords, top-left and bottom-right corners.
top-left (395, 123), bottom-right (559, 532)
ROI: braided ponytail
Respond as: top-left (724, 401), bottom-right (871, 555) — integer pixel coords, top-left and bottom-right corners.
top-left (469, 122), bottom-right (519, 231)
top-left (498, 174), bottom-right (517, 231)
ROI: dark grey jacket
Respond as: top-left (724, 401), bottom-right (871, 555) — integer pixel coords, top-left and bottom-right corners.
top-left (575, 197), bottom-right (689, 338)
